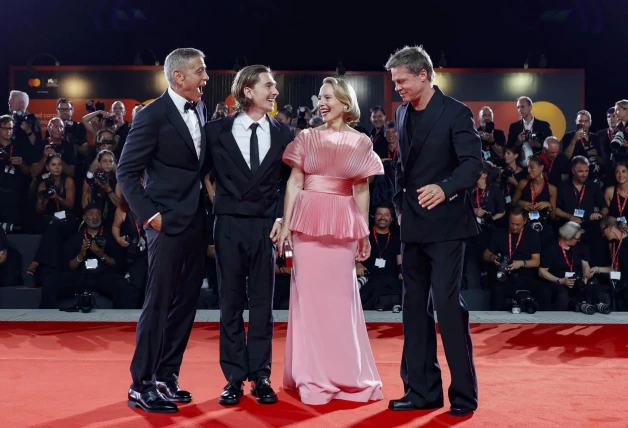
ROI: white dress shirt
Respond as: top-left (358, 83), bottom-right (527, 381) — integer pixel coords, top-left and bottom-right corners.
top-left (232, 112), bottom-right (271, 168)
top-left (168, 87), bottom-right (201, 159)
top-left (521, 116), bottom-right (535, 166)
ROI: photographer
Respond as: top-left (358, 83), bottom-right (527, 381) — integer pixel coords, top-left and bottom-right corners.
top-left (599, 216), bottom-right (628, 310)
top-left (562, 111), bottom-right (603, 185)
top-left (293, 106), bottom-right (311, 136)
top-left (82, 150), bottom-right (120, 227)
top-left (507, 96), bottom-right (553, 166)
top-left (0, 115), bottom-right (29, 227)
top-left (538, 222), bottom-right (598, 311)
top-left (478, 106), bottom-right (506, 161)
top-left (0, 226), bottom-right (22, 286)
top-left (30, 118), bottom-right (77, 179)
top-left (33, 154), bottom-right (76, 229)
top-left (538, 137), bottom-right (570, 187)
top-left (8, 91), bottom-right (42, 149)
top-left (483, 206), bottom-right (548, 310)
top-left (47, 98), bottom-right (88, 156)
top-left (39, 203), bottom-right (131, 309)
top-left (112, 193), bottom-right (148, 309)
top-left (604, 163), bottom-right (628, 222)
top-left (81, 100), bottom-right (110, 139)
top-left (497, 144), bottom-right (526, 205)
top-left (512, 155), bottom-right (557, 245)
top-left (611, 100), bottom-right (628, 164)
top-left (86, 129), bottom-right (115, 173)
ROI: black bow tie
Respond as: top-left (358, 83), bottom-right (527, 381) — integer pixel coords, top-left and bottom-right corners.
top-left (184, 101), bottom-right (197, 112)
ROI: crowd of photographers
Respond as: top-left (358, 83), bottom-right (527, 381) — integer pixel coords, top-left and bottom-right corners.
top-left (1, 90), bottom-right (628, 314)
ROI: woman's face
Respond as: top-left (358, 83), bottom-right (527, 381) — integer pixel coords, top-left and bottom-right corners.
top-left (46, 157), bottom-right (62, 175)
top-left (318, 83), bottom-right (344, 124)
top-left (616, 165), bottom-right (628, 184)
top-left (527, 161), bottom-right (543, 179)
top-left (602, 225), bottom-right (615, 241)
top-left (504, 149), bottom-right (518, 165)
top-left (99, 154), bottom-right (115, 172)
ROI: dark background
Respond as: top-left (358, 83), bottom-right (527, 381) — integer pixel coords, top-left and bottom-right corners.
top-left (1, 0), bottom-right (626, 130)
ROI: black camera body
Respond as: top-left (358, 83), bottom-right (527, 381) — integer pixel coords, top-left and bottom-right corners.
top-left (86, 169), bottom-right (108, 187)
top-left (87, 234), bottom-right (106, 249)
top-left (525, 130), bottom-right (544, 142)
top-left (484, 121), bottom-right (495, 134)
top-left (86, 100), bottom-right (106, 115)
top-left (512, 290), bottom-right (539, 314)
top-left (0, 145), bottom-right (10, 169)
top-left (478, 211), bottom-right (494, 226)
top-left (38, 173), bottom-right (56, 200)
top-left (529, 208), bottom-right (550, 233)
top-left (74, 291), bottom-right (96, 313)
top-left (46, 143), bottom-right (62, 155)
top-left (12, 110), bottom-right (38, 131)
top-left (496, 254), bottom-right (512, 283)
top-left (610, 127), bottom-right (625, 153)
top-left (296, 107), bottom-right (308, 130)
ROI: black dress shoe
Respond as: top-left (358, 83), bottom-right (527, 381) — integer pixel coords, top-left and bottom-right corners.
top-left (388, 398), bottom-right (444, 411)
top-left (156, 380), bottom-right (192, 403)
top-left (128, 388), bottom-right (178, 413)
top-left (449, 407), bottom-right (474, 417)
top-left (218, 381), bottom-right (244, 406)
top-left (250, 376), bottom-right (278, 404)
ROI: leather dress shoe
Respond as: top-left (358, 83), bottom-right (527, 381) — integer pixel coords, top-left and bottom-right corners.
top-left (449, 407), bottom-right (475, 417)
top-left (218, 381), bottom-right (244, 406)
top-left (388, 398), bottom-right (444, 411)
top-left (156, 380), bottom-right (192, 403)
top-left (250, 376), bottom-right (278, 404)
top-left (128, 388), bottom-right (178, 413)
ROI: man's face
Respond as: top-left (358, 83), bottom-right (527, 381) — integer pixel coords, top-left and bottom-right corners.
top-left (0, 120), bottom-right (14, 142)
top-left (608, 112), bottom-right (618, 129)
top-left (543, 142), bottom-right (560, 161)
top-left (111, 102), bottom-right (126, 120)
top-left (275, 111), bottom-right (290, 124)
top-left (57, 102), bottom-right (73, 121)
top-left (97, 131), bottom-right (115, 150)
top-left (84, 208), bottom-right (102, 228)
top-left (132, 105), bottom-right (143, 121)
top-left (391, 65), bottom-right (427, 105)
top-left (8, 94), bottom-right (25, 112)
top-left (48, 119), bottom-right (64, 140)
top-left (174, 55), bottom-right (209, 103)
top-left (374, 208), bottom-right (392, 229)
top-left (572, 162), bottom-right (589, 184)
top-left (509, 214), bottom-right (526, 234)
top-left (370, 110), bottom-right (385, 129)
top-left (385, 126), bottom-right (397, 144)
top-left (245, 72), bottom-right (279, 114)
top-left (517, 100), bottom-right (532, 119)
top-left (576, 114), bottom-right (591, 132)
top-left (480, 108), bottom-right (493, 127)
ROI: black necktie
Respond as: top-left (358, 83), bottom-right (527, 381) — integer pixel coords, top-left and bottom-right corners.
top-left (184, 101), bottom-right (197, 112)
top-left (250, 122), bottom-right (260, 173)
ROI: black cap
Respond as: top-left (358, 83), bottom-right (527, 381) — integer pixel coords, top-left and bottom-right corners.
top-left (83, 202), bottom-right (102, 215)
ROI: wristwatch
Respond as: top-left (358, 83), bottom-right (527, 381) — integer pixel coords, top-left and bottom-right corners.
top-left (279, 267), bottom-right (285, 275)
top-left (555, 279), bottom-right (561, 285)
top-left (522, 260), bottom-right (527, 268)
top-left (100, 255), bottom-right (106, 262)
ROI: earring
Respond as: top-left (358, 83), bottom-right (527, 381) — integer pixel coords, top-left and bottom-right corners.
top-left (343, 106), bottom-right (349, 112)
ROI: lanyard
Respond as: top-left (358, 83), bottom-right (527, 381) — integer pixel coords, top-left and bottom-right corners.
top-left (607, 128), bottom-right (613, 142)
top-left (612, 235), bottom-right (625, 270)
top-left (560, 242), bottom-right (574, 271)
top-left (616, 189), bottom-right (628, 215)
top-left (475, 185), bottom-right (487, 208)
top-left (573, 185), bottom-right (585, 209)
top-left (84, 226), bottom-right (104, 241)
top-left (388, 146), bottom-right (398, 160)
top-left (372, 228), bottom-right (391, 258)
top-left (530, 180), bottom-right (545, 206)
top-left (509, 231), bottom-right (523, 259)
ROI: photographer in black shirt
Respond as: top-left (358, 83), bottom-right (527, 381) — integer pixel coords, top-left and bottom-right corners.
top-left (599, 216), bottom-right (628, 310)
top-left (483, 207), bottom-right (548, 311)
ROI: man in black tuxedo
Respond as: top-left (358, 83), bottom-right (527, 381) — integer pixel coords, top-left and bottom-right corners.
top-left (507, 96), bottom-right (553, 165)
top-left (117, 48), bottom-right (209, 413)
top-left (385, 46), bottom-right (482, 417)
top-left (205, 65), bottom-right (293, 406)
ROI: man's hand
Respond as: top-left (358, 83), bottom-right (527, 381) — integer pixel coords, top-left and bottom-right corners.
top-left (474, 208), bottom-right (487, 217)
top-left (11, 157), bottom-right (22, 166)
top-left (569, 216), bottom-right (583, 224)
top-left (90, 242), bottom-right (105, 259)
top-left (491, 253), bottom-right (501, 266)
top-left (397, 214), bottom-right (401, 226)
top-left (0, 249), bottom-right (7, 265)
top-left (356, 262), bottom-right (367, 277)
top-left (269, 220), bottom-right (282, 243)
top-left (559, 277), bottom-right (575, 288)
top-left (480, 132), bottom-right (494, 143)
top-left (417, 184), bottom-right (445, 210)
top-left (518, 131), bottom-right (527, 143)
top-left (508, 260), bottom-right (525, 270)
top-left (150, 214), bottom-right (162, 232)
top-left (80, 239), bottom-right (90, 259)
top-left (590, 213), bottom-right (602, 221)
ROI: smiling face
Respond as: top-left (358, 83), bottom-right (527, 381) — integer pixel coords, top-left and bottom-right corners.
top-left (243, 72), bottom-right (278, 114)
top-left (318, 83), bottom-right (345, 124)
top-left (173, 55), bottom-right (209, 103)
top-left (390, 65), bottom-right (428, 105)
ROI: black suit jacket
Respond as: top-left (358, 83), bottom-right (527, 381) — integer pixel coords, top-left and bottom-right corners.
top-left (507, 118), bottom-right (553, 146)
top-left (394, 86), bottom-right (482, 243)
top-left (116, 90), bottom-right (208, 235)
top-left (205, 113), bottom-right (294, 218)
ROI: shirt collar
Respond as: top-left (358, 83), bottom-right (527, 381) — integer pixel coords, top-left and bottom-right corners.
top-left (237, 112), bottom-right (269, 132)
top-left (168, 87), bottom-right (192, 114)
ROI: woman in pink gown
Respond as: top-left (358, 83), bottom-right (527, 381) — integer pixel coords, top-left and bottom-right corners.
top-left (276, 77), bottom-right (384, 405)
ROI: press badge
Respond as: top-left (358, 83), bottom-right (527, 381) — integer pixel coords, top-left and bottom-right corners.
top-left (619, 217), bottom-right (627, 224)
top-left (54, 211), bottom-right (66, 220)
top-left (565, 272), bottom-right (575, 278)
top-left (375, 258), bottom-right (386, 268)
top-left (611, 271), bottom-right (622, 280)
top-left (573, 209), bottom-right (585, 218)
top-left (85, 259), bottom-right (98, 270)
top-left (4, 165), bottom-right (14, 175)
top-left (529, 211), bottom-right (540, 220)
top-left (505, 195), bottom-right (512, 204)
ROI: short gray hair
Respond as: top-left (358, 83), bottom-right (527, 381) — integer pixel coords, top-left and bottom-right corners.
top-left (309, 116), bottom-right (324, 127)
top-left (543, 136), bottom-right (560, 149)
top-left (163, 48), bottom-right (205, 88)
top-left (9, 90), bottom-right (29, 110)
top-left (559, 221), bottom-right (582, 240)
top-left (479, 106), bottom-right (493, 117)
top-left (384, 45), bottom-right (435, 81)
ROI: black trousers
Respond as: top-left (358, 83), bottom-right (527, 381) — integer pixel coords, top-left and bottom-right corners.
top-left (214, 215), bottom-right (275, 382)
top-left (129, 210), bottom-right (205, 393)
top-left (400, 240), bottom-right (478, 410)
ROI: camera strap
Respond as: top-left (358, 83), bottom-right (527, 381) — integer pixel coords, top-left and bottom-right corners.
top-left (530, 180), bottom-right (546, 206)
top-left (573, 185), bottom-right (586, 209)
top-left (475, 185), bottom-right (487, 208)
top-left (559, 242), bottom-right (574, 271)
top-left (509, 230), bottom-right (523, 259)
top-left (616, 189), bottom-right (628, 216)
top-left (612, 235), bottom-right (624, 270)
top-left (83, 226), bottom-right (104, 240)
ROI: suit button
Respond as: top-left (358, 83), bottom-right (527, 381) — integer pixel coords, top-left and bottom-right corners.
top-left (403, 188), bottom-right (406, 192)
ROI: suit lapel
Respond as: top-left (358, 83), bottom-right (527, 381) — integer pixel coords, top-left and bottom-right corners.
top-left (242, 115), bottom-right (283, 194)
top-left (404, 86), bottom-right (445, 176)
top-left (196, 103), bottom-right (207, 170)
top-left (219, 113), bottom-right (253, 179)
top-left (164, 91), bottom-right (199, 162)
top-left (396, 103), bottom-right (410, 168)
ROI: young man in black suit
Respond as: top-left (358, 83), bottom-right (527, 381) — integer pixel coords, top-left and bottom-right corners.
top-left (117, 47), bottom-right (209, 413)
top-left (507, 96), bottom-right (553, 164)
top-left (204, 65), bottom-right (294, 406)
top-left (385, 45), bottom-right (482, 417)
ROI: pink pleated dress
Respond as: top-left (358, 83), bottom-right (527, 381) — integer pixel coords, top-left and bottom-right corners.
top-left (282, 128), bottom-right (385, 405)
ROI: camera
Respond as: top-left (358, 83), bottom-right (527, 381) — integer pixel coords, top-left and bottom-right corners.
top-left (86, 100), bottom-right (106, 117)
top-left (87, 234), bottom-right (106, 249)
top-left (38, 173), bottom-right (56, 200)
top-left (595, 302), bottom-right (611, 315)
top-left (511, 290), bottom-right (539, 314)
top-left (12, 110), bottom-right (38, 131)
top-left (357, 271), bottom-right (369, 290)
top-left (73, 291), bottom-right (96, 313)
top-left (484, 121), bottom-right (495, 134)
top-left (610, 126), bottom-right (625, 153)
top-left (573, 300), bottom-right (596, 315)
top-left (477, 211), bottom-right (494, 226)
top-left (526, 130), bottom-right (544, 142)
top-left (296, 107), bottom-right (308, 130)
top-left (86, 169), bottom-right (108, 187)
top-left (46, 143), bottom-right (62, 155)
top-left (0, 222), bottom-right (21, 233)
top-left (0, 146), bottom-right (10, 169)
top-left (529, 208), bottom-right (550, 233)
top-left (496, 254), bottom-right (512, 283)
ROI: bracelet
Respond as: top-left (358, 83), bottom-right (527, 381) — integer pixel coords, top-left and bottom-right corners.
top-left (76, 256), bottom-right (83, 263)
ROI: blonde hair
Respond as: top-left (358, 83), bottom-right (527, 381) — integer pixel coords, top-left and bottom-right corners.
top-left (600, 216), bottom-right (628, 234)
top-left (231, 65), bottom-right (272, 112)
top-left (321, 77), bottom-right (360, 123)
top-left (615, 100), bottom-right (628, 110)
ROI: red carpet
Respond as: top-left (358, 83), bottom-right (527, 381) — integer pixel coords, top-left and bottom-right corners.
top-left (1, 321), bottom-right (626, 428)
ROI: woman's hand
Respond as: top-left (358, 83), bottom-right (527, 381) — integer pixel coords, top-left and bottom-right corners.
top-left (356, 237), bottom-right (371, 262)
top-left (277, 225), bottom-right (292, 258)
top-left (535, 201), bottom-right (551, 211)
top-left (116, 236), bottom-right (129, 248)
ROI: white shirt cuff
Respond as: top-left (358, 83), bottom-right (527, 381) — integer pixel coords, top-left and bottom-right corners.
top-left (145, 212), bottom-right (160, 226)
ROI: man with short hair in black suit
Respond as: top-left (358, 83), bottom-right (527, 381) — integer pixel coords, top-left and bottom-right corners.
top-left (385, 45), bottom-right (482, 417)
top-left (205, 65), bottom-right (294, 406)
top-left (117, 47), bottom-right (209, 413)
top-left (507, 96), bottom-right (553, 165)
